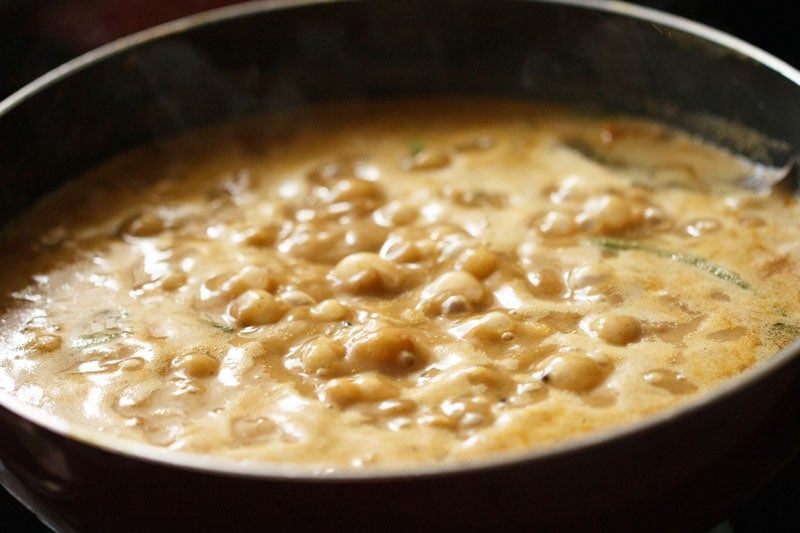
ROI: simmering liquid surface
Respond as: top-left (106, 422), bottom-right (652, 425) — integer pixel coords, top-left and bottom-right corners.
top-left (2, 98), bottom-right (799, 468)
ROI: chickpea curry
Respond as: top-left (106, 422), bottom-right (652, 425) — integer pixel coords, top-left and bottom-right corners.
top-left (2, 98), bottom-right (799, 468)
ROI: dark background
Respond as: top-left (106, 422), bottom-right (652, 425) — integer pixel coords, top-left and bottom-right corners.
top-left (1, 1), bottom-right (799, 531)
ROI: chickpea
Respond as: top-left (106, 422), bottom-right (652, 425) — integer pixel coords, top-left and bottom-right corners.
top-left (200, 266), bottom-right (273, 305)
top-left (278, 222), bottom-right (338, 262)
top-left (311, 299), bottom-right (350, 322)
top-left (437, 233), bottom-right (482, 262)
top-left (508, 380), bottom-right (548, 406)
top-left (342, 224), bottom-right (391, 255)
top-left (27, 332), bottom-right (62, 352)
top-left (330, 252), bottom-right (403, 294)
top-left (456, 248), bottom-right (498, 279)
top-left (323, 374), bottom-right (400, 407)
top-left (231, 416), bottom-right (278, 445)
top-left (457, 365), bottom-right (515, 393)
top-left (376, 398), bottom-right (417, 416)
top-left (438, 395), bottom-right (494, 429)
top-left (173, 352), bottom-right (220, 378)
top-left (298, 337), bottom-right (346, 376)
top-left (344, 322), bottom-right (427, 374)
top-left (455, 311), bottom-right (513, 343)
top-left (526, 266), bottom-right (565, 298)
top-left (419, 271), bottom-right (484, 316)
top-left (373, 200), bottom-right (418, 227)
top-left (536, 351), bottom-right (611, 392)
top-left (585, 314), bottom-right (642, 345)
top-left (567, 263), bottom-right (616, 299)
top-left (279, 221), bottom-right (383, 264)
top-left (536, 210), bottom-right (578, 237)
top-left (227, 289), bottom-right (287, 326)
top-left (576, 193), bottom-right (638, 234)
top-left (380, 233), bottom-right (436, 263)
top-left (321, 178), bottom-right (385, 207)
top-left (279, 290), bottom-right (316, 307)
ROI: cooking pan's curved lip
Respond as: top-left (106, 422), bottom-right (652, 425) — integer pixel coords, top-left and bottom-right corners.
top-left (2, 0), bottom-right (800, 481)
top-left (2, 0), bottom-right (800, 115)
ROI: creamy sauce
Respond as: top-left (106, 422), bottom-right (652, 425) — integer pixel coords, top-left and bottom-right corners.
top-left (2, 98), bottom-right (799, 468)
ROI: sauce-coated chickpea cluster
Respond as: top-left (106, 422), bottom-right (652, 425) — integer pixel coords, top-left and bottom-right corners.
top-left (2, 99), bottom-right (797, 467)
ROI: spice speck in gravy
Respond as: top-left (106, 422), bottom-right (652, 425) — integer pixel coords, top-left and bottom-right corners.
top-left (2, 98), bottom-right (799, 468)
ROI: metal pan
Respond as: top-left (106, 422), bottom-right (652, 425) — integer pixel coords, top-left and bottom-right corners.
top-left (2, 1), bottom-right (800, 530)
